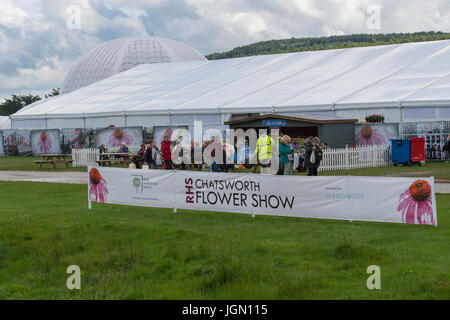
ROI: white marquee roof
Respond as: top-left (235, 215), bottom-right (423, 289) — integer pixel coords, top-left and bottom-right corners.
top-left (0, 116), bottom-right (11, 129)
top-left (12, 39), bottom-right (450, 121)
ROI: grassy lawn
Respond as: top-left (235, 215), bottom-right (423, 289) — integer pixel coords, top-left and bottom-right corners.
top-left (312, 161), bottom-right (450, 181)
top-left (0, 181), bottom-right (449, 299)
top-left (0, 156), bottom-right (85, 172)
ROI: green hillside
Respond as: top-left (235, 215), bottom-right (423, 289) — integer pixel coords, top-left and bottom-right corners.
top-left (206, 31), bottom-right (450, 60)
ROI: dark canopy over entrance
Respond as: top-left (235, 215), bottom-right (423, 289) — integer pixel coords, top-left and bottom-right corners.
top-left (225, 113), bottom-right (357, 148)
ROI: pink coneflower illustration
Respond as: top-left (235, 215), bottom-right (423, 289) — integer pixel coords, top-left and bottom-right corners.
top-left (89, 168), bottom-right (108, 202)
top-left (38, 131), bottom-right (53, 153)
top-left (397, 180), bottom-right (434, 225)
top-left (355, 125), bottom-right (386, 146)
top-left (108, 128), bottom-right (133, 146)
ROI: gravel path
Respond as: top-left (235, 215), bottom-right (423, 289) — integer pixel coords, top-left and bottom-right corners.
top-left (0, 171), bottom-right (87, 184)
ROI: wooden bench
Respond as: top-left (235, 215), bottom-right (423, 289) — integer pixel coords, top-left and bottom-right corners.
top-left (96, 159), bottom-right (112, 166)
top-left (34, 157), bottom-right (73, 169)
top-left (96, 159), bottom-right (127, 167)
top-left (34, 160), bottom-right (57, 169)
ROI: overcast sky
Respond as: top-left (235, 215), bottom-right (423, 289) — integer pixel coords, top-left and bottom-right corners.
top-left (1, 0), bottom-right (450, 99)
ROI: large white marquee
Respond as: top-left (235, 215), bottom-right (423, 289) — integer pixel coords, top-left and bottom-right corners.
top-left (10, 39), bottom-right (450, 130)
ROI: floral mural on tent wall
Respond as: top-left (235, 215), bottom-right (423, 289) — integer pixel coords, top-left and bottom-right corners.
top-left (89, 168), bottom-right (108, 202)
top-left (108, 128), bottom-right (133, 146)
top-left (355, 124), bottom-right (398, 146)
top-left (95, 127), bottom-right (143, 148)
top-left (31, 130), bottom-right (61, 155)
top-left (397, 180), bottom-right (434, 225)
top-left (37, 131), bottom-right (53, 153)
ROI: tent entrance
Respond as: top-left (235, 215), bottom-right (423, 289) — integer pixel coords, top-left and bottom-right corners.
top-left (279, 126), bottom-right (318, 139)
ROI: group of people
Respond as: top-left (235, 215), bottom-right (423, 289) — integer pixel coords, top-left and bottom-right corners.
top-left (262, 134), bottom-right (325, 176)
top-left (100, 133), bottom-right (329, 176)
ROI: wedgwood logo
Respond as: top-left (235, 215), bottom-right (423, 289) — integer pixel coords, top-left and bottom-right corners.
top-left (326, 192), bottom-right (365, 200)
top-left (324, 187), bottom-right (364, 200)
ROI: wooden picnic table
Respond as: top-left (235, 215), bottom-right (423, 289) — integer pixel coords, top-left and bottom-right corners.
top-left (96, 152), bottom-right (137, 167)
top-left (34, 153), bottom-right (73, 170)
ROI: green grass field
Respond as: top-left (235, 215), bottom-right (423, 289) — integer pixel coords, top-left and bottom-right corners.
top-left (0, 181), bottom-right (449, 299)
top-left (0, 156), bottom-right (85, 172)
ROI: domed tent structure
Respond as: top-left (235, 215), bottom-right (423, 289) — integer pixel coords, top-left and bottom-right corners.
top-left (61, 37), bottom-right (207, 94)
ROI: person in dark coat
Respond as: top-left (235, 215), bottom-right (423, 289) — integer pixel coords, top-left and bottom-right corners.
top-left (191, 141), bottom-right (203, 171)
top-left (134, 143), bottom-right (146, 169)
top-left (304, 137), bottom-right (323, 176)
top-left (444, 134), bottom-right (450, 162)
top-left (144, 141), bottom-right (158, 169)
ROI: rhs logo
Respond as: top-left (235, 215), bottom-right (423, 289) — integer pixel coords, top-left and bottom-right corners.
top-left (132, 175), bottom-right (144, 193)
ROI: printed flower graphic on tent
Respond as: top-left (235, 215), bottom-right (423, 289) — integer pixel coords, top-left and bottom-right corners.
top-left (397, 180), bottom-right (434, 225)
top-left (37, 131), bottom-right (53, 153)
top-left (355, 125), bottom-right (386, 146)
top-left (69, 129), bottom-right (86, 149)
top-left (108, 128), bottom-right (133, 146)
top-left (89, 168), bottom-right (108, 202)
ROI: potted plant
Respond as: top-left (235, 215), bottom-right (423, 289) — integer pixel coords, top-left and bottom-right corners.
top-left (365, 114), bottom-right (384, 123)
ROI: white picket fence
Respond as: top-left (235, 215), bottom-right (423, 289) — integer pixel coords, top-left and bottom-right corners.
top-left (318, 144), bottom-right (392, 171)
top-left (71, 148), bottom-right (99, 167)
top-left (72, 144), bottom-right (392, 170)
top-left (72, 145), bottom-right (142, 167)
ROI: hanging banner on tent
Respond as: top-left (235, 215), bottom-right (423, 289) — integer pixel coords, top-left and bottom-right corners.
top-left (153, 126), bottom-right (188, 147)
top-left (95, 127), bottom-right (143, 148)
top-left (61, 128), bottom-right (95, 154)
top-left (2, 130), bottom-right (18, 155)
top-left (355, 123), bottom-right (399, 146)
top-left (15, 130), bottom-right (32, 156)
top-left (1, 130), bottom-right (32, 156)
top-left (0, 131), bottom-right (4, 156)
top-left (31, 129), bottom-right (61, 155)
top-left (87, 167), bottom-right (437, 226)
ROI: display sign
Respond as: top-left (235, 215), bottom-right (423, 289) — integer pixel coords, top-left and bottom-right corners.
top-left (402, 121), bottom-right (450, 160)
top-left (88, 167), bottom-right (437, 226)
top-left (262, 119), bottom-right (287, 127)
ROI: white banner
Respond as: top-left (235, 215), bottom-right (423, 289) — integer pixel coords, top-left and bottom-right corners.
top-left (88, 166), bottom-right (175, 209)
top-left (88, 167), bottom-right (437, 226)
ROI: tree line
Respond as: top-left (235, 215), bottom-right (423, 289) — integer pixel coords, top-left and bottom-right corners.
top-left (206, 31), bottom-right (450, 60)
top-left (0, 88), bottom-right (59, 116)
